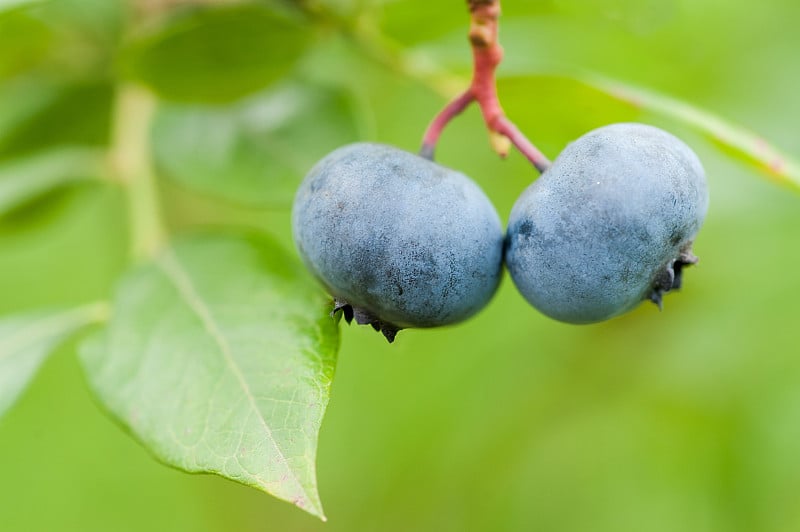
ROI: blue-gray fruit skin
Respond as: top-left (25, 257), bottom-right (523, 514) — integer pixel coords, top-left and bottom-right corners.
top-left (292, 142), bottom-right (504, 341)
top-left (505, 123), bottom-right (709, 324)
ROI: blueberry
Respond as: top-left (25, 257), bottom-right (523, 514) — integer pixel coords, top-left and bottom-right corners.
top-left (505, 123), bottom-right (709, 324)
top-left (292, 142), bottom-right (504, 341)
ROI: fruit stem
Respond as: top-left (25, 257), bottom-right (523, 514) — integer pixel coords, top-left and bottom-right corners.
top-left (419, 90), bottom-right (474, 159)
top-left (420, 0), bottom-right (551, 173)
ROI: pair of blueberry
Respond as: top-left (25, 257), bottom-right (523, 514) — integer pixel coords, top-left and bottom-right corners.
top-left (292, 123), bottom-right (709, 342)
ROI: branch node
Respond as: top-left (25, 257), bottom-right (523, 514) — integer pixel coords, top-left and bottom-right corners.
top-left (420, 0), bottom-right (550, 173)
top-left (489, 131), bottom-right (511, 158)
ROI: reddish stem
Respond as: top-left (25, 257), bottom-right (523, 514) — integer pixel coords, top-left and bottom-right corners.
top-left (420, 90), bottom-right (474, 160)
top-left (420, 0), bottom-right (551, 174)
top-left (494, 117), bottom-right (551, 172)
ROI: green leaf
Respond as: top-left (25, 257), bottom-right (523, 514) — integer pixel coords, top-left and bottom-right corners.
top-left (0, 303), bottom-right (108, 418)
top-left (0, 148), bottom-right (106, 216)
top-left (124, 5), bottom-right (313, 103)
top-left (0, 81), bottom-right (113, 160)
top-left (0, 0), bottom-right (44, 11)
top-left (500, 74), bottom-right (800, 192)
top-left (583, 75), bottom-right (800, 192)
top-left (0, 7), bottom-right (53, 80)
top-left (79, 233), bottom-right (339, 520)
top-left (0, 80), bottom-right (58, 136)
top-left (0, 1), bottom-right (123, 82)
top-left (153, 82), bottom-right (360, 207)
top-left (498, 75), bottom-right (640, 158)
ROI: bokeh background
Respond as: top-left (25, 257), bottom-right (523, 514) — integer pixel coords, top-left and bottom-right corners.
top-left (1, 0), bottom-right (799, 530)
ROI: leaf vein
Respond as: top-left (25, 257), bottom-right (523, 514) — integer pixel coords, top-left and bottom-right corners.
top-left (156, 250), bottom-right (309, 503)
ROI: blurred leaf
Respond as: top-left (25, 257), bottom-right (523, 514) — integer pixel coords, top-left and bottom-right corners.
top-left (585, 76), bottom-right (800, 192)
top-left (0, 148), bottom-right (106, 217)
top-left (498, 74), bottom-right (800, 192)
top-left (153, 82), bottom-right (360, 207)
top-left (79, 233), bottom-right (339, 520)
top-left (498, 75), bottom-right (640, 157)
top-left (0, 0), bottom-right (44, 10)
top-left (32, 0), bottom-right (125, 79)
top-left (0, 7), bottom-right (53, 80)
top-left (124, 5), bottom-right (313, 103)
top-left (0, 303), bottom-right (107, 418)
top-left (0, 79), bottom-right (57, 135)
top-left (0, 81), bottom-right (113, 160)
top-left (41, 0), bottom-right (124, 42)
top-left (0, 1), bottom-right (121, 83)
top-left (378, 2), bottom-right (466, 46)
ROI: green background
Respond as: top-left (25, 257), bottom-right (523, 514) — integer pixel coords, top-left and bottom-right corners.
top-left (1, 0), bottom-right (799, 530)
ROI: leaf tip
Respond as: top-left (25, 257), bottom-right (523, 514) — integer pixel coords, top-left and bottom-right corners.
top-left (290, 492), bottom-right (326, 521)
